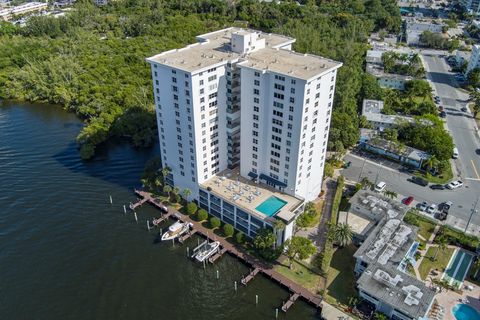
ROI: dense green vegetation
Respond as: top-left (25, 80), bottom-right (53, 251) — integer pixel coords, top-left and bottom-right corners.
top-left (382, 51), bottom-right (425, 77)
top-left (0, 0), bottom-right (401, 158)
top-left (419, 30), bottom-right (460, 51)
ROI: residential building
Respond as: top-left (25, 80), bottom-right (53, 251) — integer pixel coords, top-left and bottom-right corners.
top-left (460, 0), bottom-right (480, 15)
top-left (362, 99), bottom-right (416, 131)
top-left (352, 191), bottom-right (436, 320)
top-left (359, 129), bottom-right (430, 169)
top-left (455, 49), bottom-right (470, 70)
top-left (146, 28), bottom-right (342, 243)
top-left (467, 44), bottom-right (480, 74)
top-left (405, 20), bottom-right (444, 45)
top-left (366, 63), bottom-right (413, 90)
top-left (0, 1), bottom-right (47, 21)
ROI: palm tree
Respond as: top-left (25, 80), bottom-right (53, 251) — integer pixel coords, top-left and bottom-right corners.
top-left (424, 155), bottom-right (439, 172)
top-left (383, 189), bottom-right (398, 199)
top-left (163, 185), bottom-right (172, 195)
top-left (161, 166), bottom-right (171, 181)
top-left (469, 91), bottom-right (480, 118)
top-left (360, 177), bottom-right (372, 190)
top-left (333, 223), bottom-right (353, 247)
top-left (181, 188), bottom-right (192, 200)
top-left (172, 186), bottom-right (180, 196)
top-left (433, 236), bottom-right (448, 261)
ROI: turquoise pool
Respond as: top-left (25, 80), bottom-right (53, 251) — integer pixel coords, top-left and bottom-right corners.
top-left (452, 304), bottom-right (480, 320)
top-left (443, 250), bottom-right (473, 288)
top-left (255, 196), bottom-right (287, 217)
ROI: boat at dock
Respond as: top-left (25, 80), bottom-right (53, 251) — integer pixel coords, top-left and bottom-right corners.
top-left (161, 221), bottom-right (192, 241)
top-left (194, 241), bottom-right (220, 262)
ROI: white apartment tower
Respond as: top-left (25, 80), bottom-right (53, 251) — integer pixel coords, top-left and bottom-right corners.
top-left (147, 28), bottom-right (342, 242)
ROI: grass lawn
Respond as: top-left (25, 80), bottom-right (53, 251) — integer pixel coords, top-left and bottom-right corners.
top-left (325, 244), bottom-right (357, 307)
top-left (417, 219), bottom-right (436, 242)
top-left (414, 163), bottom-right (453, 184)
top-left (274, 260), bottom-right (322, 294)
top-left (418, 246), bottom-right (455, 280)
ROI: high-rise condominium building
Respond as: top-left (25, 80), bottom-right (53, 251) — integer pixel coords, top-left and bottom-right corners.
top-left (146, 28), bottom-right (341, 243)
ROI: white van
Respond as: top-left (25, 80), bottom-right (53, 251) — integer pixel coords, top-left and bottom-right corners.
top-left (374, 181), bottom-right (386, 193)
top-left (452, 147), bottom-right (459, 159)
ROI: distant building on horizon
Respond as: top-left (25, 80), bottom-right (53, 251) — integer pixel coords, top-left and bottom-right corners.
top-left (146, 27), bottom-right (342, 243)
top-left (404, 20), bottom-right (444, 46)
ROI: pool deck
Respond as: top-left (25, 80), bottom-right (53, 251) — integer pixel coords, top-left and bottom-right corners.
top-left (200, 168), bottom-right (303, 223)
top-left (423, 247), bottom-right (480, 320)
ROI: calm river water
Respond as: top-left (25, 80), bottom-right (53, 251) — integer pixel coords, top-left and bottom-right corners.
top-left (0, 101), bottom-right (317, 319)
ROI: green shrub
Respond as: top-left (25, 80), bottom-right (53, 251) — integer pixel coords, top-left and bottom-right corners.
top-left (223, 223), bottom-right (234, 237)
top-left (186, 202), bottom-right (197, 215)
top-left (209, 217), bottom-right (221, 229)
top-left (235, 231), bottom-right (245, 244)
top-left (197, 209), bottom-right (208, 221)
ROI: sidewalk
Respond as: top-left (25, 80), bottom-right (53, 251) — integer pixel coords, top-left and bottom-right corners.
top-left (413, 225), bottom-right (441, 280)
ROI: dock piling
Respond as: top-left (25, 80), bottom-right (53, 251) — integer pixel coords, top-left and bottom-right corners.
top-left (275, 308), bottom-right (278, 319)
top-left (234, 281), bottom-right (237, 292)
top-left (134, 211), bottom-right (138, 223)
top-left (216, 270), bottom-right (219, 279)
top-left (109, 195), bottom-right (112, 204)
top-left (123, 205), bottom-right (126, 214)
top-left (187, 247), bottom-right (190, 257)
top-left (147, 220), bottom-right (150, 231)
top-left (255, 295), bottom-right (258, 305)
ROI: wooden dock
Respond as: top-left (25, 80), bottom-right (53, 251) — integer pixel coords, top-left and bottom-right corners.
top-left (130, 197), bottom-right (148, 210)
top-left (132, 190), bottom-right (323, 311)
top-left (241, 267), bottom-right (260, 285)
top-left (208, 247), bottom-right (227, 263)
top-left (281, 293), bottom-right (300, 312)
top-left (178, 229), bottom-right (197, 244)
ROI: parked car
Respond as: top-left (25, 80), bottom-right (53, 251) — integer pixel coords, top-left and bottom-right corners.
top-left (461, 106), bottom-right (468, 112)
top-left (452, 147), bottom-right (459, 159)
top-left (446, 180), bottom-right (463, 190)
top-left (417, 201), bottom-right (428, 211)
top-left (439, 201), bottom-right (453, 213)
top-left (436, 211), bottom-right (448, 221)
top-left (402, 196), bottom-right (414, 206)
top-left (408, 176), bottom-right (429, 187)
top-left (434, 96), bottom-right (441, 103)
top-left (374, 181), bottom-right (386, 192)
top-left (438, 105), bottom-right (444, 112)
top-left (426, 204), bottom-right (437, 214)
top-left (439, 111), bottom-right (447, 118)
top-left (430, 184), bottom-right (446, 190)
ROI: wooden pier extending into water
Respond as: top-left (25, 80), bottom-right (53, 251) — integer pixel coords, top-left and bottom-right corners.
top-left (132, 189), bottom-right (322, 312)
top-left (241, 268), bottom-right (260, 285)
top-left (208, 247), bottom-right (227, 264)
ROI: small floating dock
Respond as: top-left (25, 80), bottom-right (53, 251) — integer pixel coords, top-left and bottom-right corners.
top-left (281, 293), bottom-right (300, 312)
top-left (208, 247), bottom-right (227, 263)
top-left (241, 268), bottom-right (260, 285)
top-left (178, 229), bottom-right (197, 244)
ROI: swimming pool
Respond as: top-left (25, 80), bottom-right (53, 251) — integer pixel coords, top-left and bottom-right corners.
top-left (443, 250), bottom-right (474, 288)
top-left (452, 304), bottom-right (480, 320)
top-left (255, 196), bottom-right (287, 217)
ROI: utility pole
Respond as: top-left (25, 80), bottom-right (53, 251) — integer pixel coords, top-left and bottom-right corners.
top-left (466, 196), bottom-right (480, 233)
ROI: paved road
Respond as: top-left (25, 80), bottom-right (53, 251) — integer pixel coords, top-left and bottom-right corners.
top-left (341, 152), bottom-right (480, 237)
top-left (421, 53), bottom-right (480, 181)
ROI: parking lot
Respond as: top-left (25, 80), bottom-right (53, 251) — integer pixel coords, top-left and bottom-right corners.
top-left (341, 152), bottom-right (480, 237)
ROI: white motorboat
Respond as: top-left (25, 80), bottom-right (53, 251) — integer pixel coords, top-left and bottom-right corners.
top-left (194, 241), bottom-right (220, 262)
top-left (161, 221), bottom-right (192, 241)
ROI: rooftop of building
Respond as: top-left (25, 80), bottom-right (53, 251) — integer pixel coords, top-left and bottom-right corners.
top-left (360, 129), bottom-right (430, 161)
top-left (362, 99), bottom-right (415, 126)
top-left (338, 210), bottom-right (375, 238)
top-left (366, 62), bottom-right (413, 81)
top-left (199, 168), bottom-right (303, 223)
top-left (357, 266), bottom-right (436, 319)
top-left (405, 20), bottom-right (444, 32)
top-left (146, 27), bottom-right (342, 80)
top-left (353, 190), bottom-right (435, 318)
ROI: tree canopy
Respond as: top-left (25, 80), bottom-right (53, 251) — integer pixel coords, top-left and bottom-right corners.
top-left (0, 0), bottom-right (401, 158)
